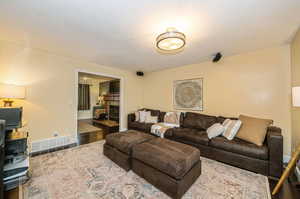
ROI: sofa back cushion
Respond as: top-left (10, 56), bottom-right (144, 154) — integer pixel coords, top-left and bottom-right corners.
top-left (217, 116), bottom-right (238, 124)
top-left (159, 112), bottom-right (166, 122)
top-left (183, 112), bottom-right (217, 130)
top-left (139, 108), bottom-right (160, 117)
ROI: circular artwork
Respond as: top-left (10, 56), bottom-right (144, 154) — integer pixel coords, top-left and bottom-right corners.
top-left (174, 79), bottom-right (203, 110)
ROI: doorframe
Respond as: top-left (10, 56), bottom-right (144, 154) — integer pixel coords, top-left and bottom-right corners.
top-left (74, 69), bottom-right (125, 142)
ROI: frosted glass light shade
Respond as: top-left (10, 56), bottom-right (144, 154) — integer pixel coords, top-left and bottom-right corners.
top-left (0, 83), bottom-right (26, 99)
top-left (292, 87), bottom-right (300, 107)
top-left (156, 28), bottom-right (186, 52)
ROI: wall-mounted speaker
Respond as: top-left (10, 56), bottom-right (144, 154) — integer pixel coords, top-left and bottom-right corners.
top-left (136, 71), bottom-right (144, 76)
top-left (213, 52), bottom-right (222, 62)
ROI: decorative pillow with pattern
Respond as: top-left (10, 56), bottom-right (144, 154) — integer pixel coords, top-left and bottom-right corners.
top-left (164, 112), bottom-right (180, 125)
top-left (222, 119), bottom-right (242, 140)
top-left (222, 119), bottom-right (232, 129)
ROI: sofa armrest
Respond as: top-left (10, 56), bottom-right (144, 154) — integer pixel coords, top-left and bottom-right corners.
top-left (128, 113), bottom-right (135, 126)
top-left (164, 128), bottom-right (174, 138)
top-left (128, 113), bottom-right (135, 122)
top-left (267, 126), bottom-right (283, 178)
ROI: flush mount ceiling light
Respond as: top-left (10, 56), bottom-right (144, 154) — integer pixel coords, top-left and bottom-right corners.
top-left (156, 28), bottom-right (186, 52)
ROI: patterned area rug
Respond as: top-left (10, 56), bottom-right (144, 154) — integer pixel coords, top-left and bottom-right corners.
top-left (24, 140), bottom-right (271, 199)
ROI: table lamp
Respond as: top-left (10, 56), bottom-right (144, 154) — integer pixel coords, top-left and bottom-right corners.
top-left (0, 83), bottom-right (26, 107)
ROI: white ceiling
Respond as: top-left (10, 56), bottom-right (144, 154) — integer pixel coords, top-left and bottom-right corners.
top-left (1, 0), bottom-right (300, 72)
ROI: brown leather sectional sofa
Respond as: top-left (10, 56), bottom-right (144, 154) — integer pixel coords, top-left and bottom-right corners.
top-left (128, 109), bottom-right (283, 178)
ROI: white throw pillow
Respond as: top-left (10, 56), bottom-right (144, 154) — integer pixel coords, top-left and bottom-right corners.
top-left (139, 111), bottom-right (148, 123)
top-left (207, 123), bottom-right (225, 139)
top-left (145, 115), bottom-right (158, 123)
top-left (222, 120), bottom-right (242, 140)
top-left (134, 111), bottom-right (140, 122)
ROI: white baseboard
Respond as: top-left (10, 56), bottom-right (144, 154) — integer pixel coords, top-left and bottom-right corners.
top-left (120, 128), bottom-right (128, 132)
top-left (30, 136), bottom-right (77, 153)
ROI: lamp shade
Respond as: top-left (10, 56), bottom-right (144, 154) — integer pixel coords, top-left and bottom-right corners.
top-left (292, 87), bottom-right (300, 107)
top-left (0, 84), bottom-right (26, 99)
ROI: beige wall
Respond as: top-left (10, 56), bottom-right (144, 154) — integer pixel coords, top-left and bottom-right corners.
top-left (0, 40), bottom-right (293, 156)
top-left (0, 40), bottom-right (143, 142)
top-left (143, 46), bottom-right (292, 156)
top-left (291, 29), bottom-right (300, 152)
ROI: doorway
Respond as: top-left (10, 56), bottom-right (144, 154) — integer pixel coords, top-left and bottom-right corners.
top-left (75, 71), bottom-right (122, 145)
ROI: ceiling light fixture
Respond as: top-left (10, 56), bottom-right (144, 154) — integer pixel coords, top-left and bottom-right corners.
top-left (156, 28), bottom-right (186, 52)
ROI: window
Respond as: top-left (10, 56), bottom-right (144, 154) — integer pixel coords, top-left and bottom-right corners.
top-left (78, 84), bottom-right (90, 110)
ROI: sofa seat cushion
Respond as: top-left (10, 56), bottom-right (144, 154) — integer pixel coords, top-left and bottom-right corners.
top-left (129, 121), bottom-right (154, 133)
top-left (144, 123), bottom-right (155, 133)
top-left (105, 130), bottom-right (154, 155)
top-left (129, 121), bottom-right (146, 131)
top-left (183, 112), bottom-right (217, 130)
top-left (167, 128), bottom-right (210, 146)
top-left (132, 138), bottom-right (200, 180)
top-left (210, 136), bottom-right (268, 160)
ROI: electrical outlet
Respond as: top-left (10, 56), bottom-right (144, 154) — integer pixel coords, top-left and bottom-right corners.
top-left (53, 131), bottom-right (59, 137)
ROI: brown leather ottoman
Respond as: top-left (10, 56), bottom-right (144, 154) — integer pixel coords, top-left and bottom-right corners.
top-left (132, 138), bottom-right (201, 199)
top-left (103, 130), bottom-right (155, 171)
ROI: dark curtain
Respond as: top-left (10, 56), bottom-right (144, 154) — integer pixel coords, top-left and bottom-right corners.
top-left (78, 84), bottom-right (90, 110)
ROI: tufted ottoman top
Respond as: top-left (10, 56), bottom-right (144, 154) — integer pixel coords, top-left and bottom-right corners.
top-left (132, 138), bottom-right (200, 180)
top-left (105, 130), bottom-right (155, 155)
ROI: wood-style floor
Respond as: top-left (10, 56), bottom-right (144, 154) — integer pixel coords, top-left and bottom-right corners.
top-left (4, 129), bottom-right (300, 199)
top-left (4, 188), bottom-right (19, 199)
top-left (269, 175), bottom-right (300, 199)
top-left (77, 119), bottom-right (104, 145)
